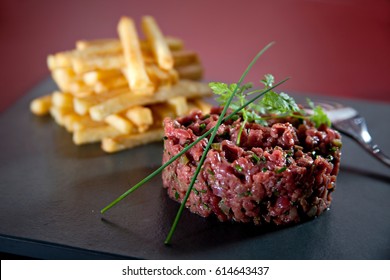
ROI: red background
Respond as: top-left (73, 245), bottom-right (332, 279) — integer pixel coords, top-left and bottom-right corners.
top-left (1, 0), bottom-right (389, 113)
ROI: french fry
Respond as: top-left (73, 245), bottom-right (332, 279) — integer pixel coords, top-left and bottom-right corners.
top-left (167, 96), bottom-right (188, 116)
top-left (118, 16), bottom-right (154, 95)
top-left (164, 36), bottom-right (184, 51)
top-left (74, 88), bottom-right (127, 115)
top-left (145, 64), bottom-right (173, 87)
top-left (73, 125), bottom-right (122, 145)
top-left (102, 128), bottom-right (164, 153)
top-left (30, 95), bottom-right (52, 116)
top-left (172, 50), bottom-right (199, 67)
top-left (67, 80), bottom-right (93, 95)
top-left (71, 53), bottom-right (125, 74)
top-left (150, 103), bottom-right (176, 125)
top-left (105, 114), bottom-right (136, 134)
top-left (190, 98), bottom-right (212, 114)
top-left (36, 16), bottom-right (209, 153)
top-left (77, 36), bottom-right (183, 52)
top-left (176, 63), bottom-right (203, 80)
top-left (94, 75), bottom-right (128, 93)
top-left (51, 68), bottom-right (76, 92)
top-left (125, 106), bottom-right (153, 133)
top-left (70, 115), bottom-right (105, 131)
top-left (76, 39), bottom-right (119, 50)
top-left (63, 114), bottom-right (83, 132)
top-left (50, 106), bottom-right (74, 126)
top-left (142, 16), bottom-right (174, 71)
top-left (47, 52), bottom-right (73, 70)
top-left (83, 69), bottom-right (122, 85)
top-left (52, 91), bottom-right (73, 109)
top-left (89, 80), bottom-right (212, 121)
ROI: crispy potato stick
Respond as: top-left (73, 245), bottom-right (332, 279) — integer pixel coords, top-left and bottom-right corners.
top-left (72, 54), bottom-right (125, 74)
top-left (51, 68), bottom-right (76, 91)
top-left (164, 36), bottom-right (184, 51)
top-left (167, 96), bottom-right (188, 116)
top-left (118, 16), bottom-right (154, 95)
top-left (63, 114), bottom-right (83, 132)
top-left (63, 113), bottom-right (102, 132)
top-left (47, 52), bottom-right (73, 70)
top-left (172, 50), bottom-right (199, 67)
top-left (76, 39), bottom-right (119, 50)
top-left (191, 98), bottom-right (212, 114)
top-left (105, 114), bottom-right (136, 134)
top-left (176, 63), bottom-right (203, 80)
top-left (102, 128), bottom-right (164, 153)
top-left (150, 103), bottom-right (177, 124)
top-left (73, 125), bottom-right (122, 145)
top-left (83, 69), bottom-right (122, 85)
top-left (168, 68), bottom-right (179, 84)
top-left (89, 80), bottom-right (212, 121)
top-left (77, 36), bottom-right (183, 52)
top-left (94, 75), bottom-right (128, 93)
top-left (50, 106), bottom-right (74, 126)
top-left (30, 95), bottom-right (52, 116)
top-left (67, 80), bottom-right (93, 95)
top-left (52, 91), bottom-right (73, 108)
top-left (142, 16), bottom-right (174, 71)
top-left (74, 88), bottom-right (127, 115)
top-left (145, 64), bottom-right (172, 87)
top-left (125, 106), bottom-right (153, 133)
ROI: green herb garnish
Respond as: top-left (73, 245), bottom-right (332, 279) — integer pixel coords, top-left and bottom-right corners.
top-left (307, 98), bottom-right (331, 127)
top-left (275, 166), bottom-right (287, 174)
top-left (251, 153), bottom-right (260, 164)
top-left (234, 164), bottom-right (243, 172)
top-left (210, 73), bottom-right (303, 144)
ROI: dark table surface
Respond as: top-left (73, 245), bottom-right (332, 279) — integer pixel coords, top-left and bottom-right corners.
top-left (0, 78), bottom-right (389, 260)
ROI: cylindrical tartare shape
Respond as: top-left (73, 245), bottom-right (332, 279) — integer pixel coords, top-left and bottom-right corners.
top-left (162, 107), bottom-right (341, 226)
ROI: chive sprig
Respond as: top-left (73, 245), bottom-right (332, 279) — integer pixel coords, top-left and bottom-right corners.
top-left (101, 42), bottom-right (290, 244)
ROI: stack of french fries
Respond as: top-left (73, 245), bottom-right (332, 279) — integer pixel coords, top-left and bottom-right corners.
top-left (30, 16), bottom-right (212, 152)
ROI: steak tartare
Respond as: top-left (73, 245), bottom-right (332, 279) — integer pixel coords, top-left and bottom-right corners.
top-left (162, 107), bottom-right (341, 226)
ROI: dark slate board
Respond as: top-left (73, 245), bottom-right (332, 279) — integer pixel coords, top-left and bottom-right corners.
top-left (0, 78), bottom-right (389, 259)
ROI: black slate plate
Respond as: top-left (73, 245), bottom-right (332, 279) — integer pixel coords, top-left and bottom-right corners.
top-left (0, 78), bottom-right (389, 259)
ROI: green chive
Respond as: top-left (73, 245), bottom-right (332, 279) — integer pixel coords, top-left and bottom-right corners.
top-left (164, 42), bottom-right (276, 244)
top-left (251, 153), bottom-right (260, 164)
top-left (235, 164), bottom-right (243, 172)
top-left (100, 43), bottom-right (291, 244)
top-left (100, 77), bottom-right (288, 214)
top-left (276, 166), bottom-right (287, 174)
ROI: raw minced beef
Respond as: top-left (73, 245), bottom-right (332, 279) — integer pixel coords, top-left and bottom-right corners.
top-left (162, 107), bottom-right (341, 226)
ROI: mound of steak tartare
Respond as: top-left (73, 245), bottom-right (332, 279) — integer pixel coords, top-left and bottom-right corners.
top-left (162, 107), bottom-right (341, 226)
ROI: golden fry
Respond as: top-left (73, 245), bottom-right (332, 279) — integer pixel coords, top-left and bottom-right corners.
top-left (102, 128), bottom-right (164, 153)
top-left (89, 80), bottom-right (212, 121)
top-left (142, 16), bottom-right (174, 71)
top-left (167, 96), bottom-right (188, 116)
top-left (52, 91), bottom-right (74, 109)
top-left (105, 114), bottom-right (136, 134)
top-left (30, 95), bottom-right (52, 116)
top-left (73, 125), bottom-right (122, 145)
top-left (118, 16), bottom-right (154, 95)
top-left (125, 106), bottom-right (153, 133)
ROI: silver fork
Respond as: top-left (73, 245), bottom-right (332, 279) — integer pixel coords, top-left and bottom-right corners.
top-left (310, 101), bottom-right (390, 168)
